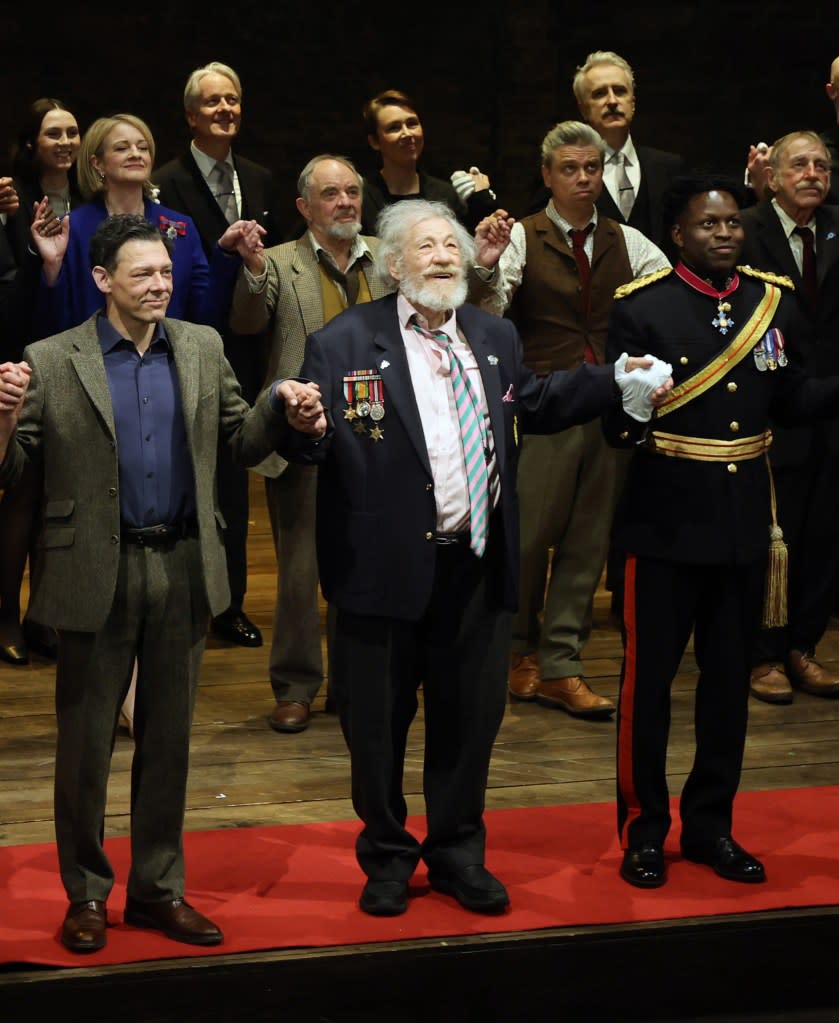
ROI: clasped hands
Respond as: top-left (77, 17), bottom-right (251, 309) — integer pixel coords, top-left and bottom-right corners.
top-left (615, 353), bottom-right (673, 422)
top-left (274, 380), bottom-right (326, 437)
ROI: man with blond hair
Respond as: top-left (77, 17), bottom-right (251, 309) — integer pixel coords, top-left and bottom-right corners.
top-left (156, 61), bottom-right (283, 650)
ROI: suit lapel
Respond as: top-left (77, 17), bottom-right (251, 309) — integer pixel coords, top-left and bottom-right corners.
top-left (372, 299), bottom-right (432, 476)
top-left (815, 207), bottom-right (839, 288)
top-left (292, 239), bottom-right (328, 338)
top-left (166, 319), bottom-right (200, 438)
top-left (69, 316), bottom-right (116, 439)
top-left (456, 305), bottom-right (507, 475)
top-left (178, 153), bottom-right (229, 246)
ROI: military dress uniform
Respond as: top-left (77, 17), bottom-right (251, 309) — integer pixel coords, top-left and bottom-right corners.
top-left (604, 264), bottom-right (839, 851)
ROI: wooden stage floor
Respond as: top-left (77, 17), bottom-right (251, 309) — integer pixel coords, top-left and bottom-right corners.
top-left (2, 475), bottom-right (839, 1020)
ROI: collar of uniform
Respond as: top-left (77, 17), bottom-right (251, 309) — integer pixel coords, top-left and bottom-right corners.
top-left (770, 197), bottom-right (816, 241)
top-left (96, 311), bottom-right (170, 354)
top-left (545, 199), bottom-right (598, 245)
top-left (307, 230), bottom-right (373, 270)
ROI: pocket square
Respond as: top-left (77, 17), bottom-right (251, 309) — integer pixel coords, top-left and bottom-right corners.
top-left (502, 384), bottom-right (514, 402)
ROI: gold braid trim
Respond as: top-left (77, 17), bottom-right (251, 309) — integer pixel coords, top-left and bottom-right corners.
top-left (614, 267), bottom-right (672, 300)
top-left (737, 265), bottom-right (795, 290)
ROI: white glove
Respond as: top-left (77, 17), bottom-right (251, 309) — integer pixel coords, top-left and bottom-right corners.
top-left (614, 352), bottom-right (673, 422)
top-left (451, 169), bottom-right (478, 202)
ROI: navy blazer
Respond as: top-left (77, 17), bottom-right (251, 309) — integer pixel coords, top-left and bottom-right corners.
top-left (286, 293), bottom-right (617, 620)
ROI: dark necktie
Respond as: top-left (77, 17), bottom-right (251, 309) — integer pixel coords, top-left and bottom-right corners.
top-left (318, 250), bottom-right (361, 305)
top-left (616, 152), bottom-right (635, 221)
top-left (569, 224), bottom-right (597, 363)
top-left (211, 161), bottom-right (237, 224)
top-left (793, 226), bottom-right (818, 309)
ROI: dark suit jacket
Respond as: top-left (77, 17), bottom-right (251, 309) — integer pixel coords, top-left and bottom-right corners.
top-left (740, 201), bottom-right (839, 459)
top-left (0, 315), bottom-right (288, 632)
top-left (526, 144), bottom-right (684, 255)
top-left (285, 293), bottom-right (617, 620)
top-left (154, 151), bottom-right (284, 399)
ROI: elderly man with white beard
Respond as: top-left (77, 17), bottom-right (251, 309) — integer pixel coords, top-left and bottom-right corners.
top-left (276, 198), bottom-right (673, 917)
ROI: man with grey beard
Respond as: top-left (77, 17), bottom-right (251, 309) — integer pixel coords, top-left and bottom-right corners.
top-left (740, 131), bottom-right (839, 705)
top-left (276, 198), bottom-right (673, 916)
top-left (231, 154), bottom-right (393, 733)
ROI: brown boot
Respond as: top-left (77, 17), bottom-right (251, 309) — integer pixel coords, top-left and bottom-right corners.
top-left (535, 676), bottom-right (615, 718)
top-left (749, 662), bottom-right (793, 704)
top-left (508, 653), bottom-right (540, 701)
top-left (787, 650), bottom-right (839, 697)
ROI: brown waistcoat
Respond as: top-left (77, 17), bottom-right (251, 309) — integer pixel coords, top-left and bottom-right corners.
top-left (508, 211), bottom-right (633, 373)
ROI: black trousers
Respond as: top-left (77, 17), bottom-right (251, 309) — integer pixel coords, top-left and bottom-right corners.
top-left (331, 541), bottom-right (511, 881)
top-left (617, 553), bottom-right (764, 850)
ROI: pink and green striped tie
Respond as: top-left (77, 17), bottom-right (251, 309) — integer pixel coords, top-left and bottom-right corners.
top-left (411, 317), bottom-right (489, 557)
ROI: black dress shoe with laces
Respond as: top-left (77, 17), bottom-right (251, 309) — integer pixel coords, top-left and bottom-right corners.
top-left (211, 608), bottom-right (263, 647)
top-left (681, 835), bottom-right (766, 883)
top-left (620, 843), bottom-right (667, 888)
top-left (359, 879), bottom-right (409, 916)
top-left (427, 864), bottom-right (510, 913)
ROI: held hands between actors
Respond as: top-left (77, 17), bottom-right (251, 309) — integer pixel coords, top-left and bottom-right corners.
top-left (0, 361), bottom-right (32, 458)
top-left (275, 380), bottom-right (327, 437)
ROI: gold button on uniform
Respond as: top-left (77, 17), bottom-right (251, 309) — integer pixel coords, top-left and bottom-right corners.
top-left (727, 382), bottom-right (737, 393)
top-left (727, 463), bottom-right (738, 474)
top-left (680, 356), bottom-right (689, 365)
top-left (425, 531), bottom-right (434, 540)
top-left (729, 421), bottom-right (740, 433)
top-left (619, 431), bottom-right (629, 440)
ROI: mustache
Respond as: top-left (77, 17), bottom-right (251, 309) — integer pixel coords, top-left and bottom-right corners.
top-left (796, 179), bottom-right (825, 192)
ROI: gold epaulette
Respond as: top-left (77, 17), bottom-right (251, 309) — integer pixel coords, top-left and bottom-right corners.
top-left (614, 267), bottom-right (672, 300)
top-left (737, 265), bottom-right (795, 290)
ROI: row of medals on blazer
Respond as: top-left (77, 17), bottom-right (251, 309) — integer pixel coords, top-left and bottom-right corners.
top-left (343, 371), bottom-right (385, 441)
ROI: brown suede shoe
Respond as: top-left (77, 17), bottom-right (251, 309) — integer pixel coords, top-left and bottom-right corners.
top-left (535, 676), bottom-right (615, 718)
top-left (749, 662), bottom-right (793, 704)
top-left (787, 650), bottom-right (839, 697)
top-left (124, 897), bottom-right (223, 945)
top-left (61, 899), bottom-right (108, 953)
top-left (508, 653), bottom-right (540, 701)
top-left (269, 700), bottom-right (311, 733)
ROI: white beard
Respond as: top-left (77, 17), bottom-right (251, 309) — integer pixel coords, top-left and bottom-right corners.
top-left (400, 267), bottom-right (468, 314)
top-left (325, 219), bottom-right (362, 241)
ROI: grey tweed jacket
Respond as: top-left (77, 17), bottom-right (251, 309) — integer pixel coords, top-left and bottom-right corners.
top-left (0, 314), bottom-right (288, 631)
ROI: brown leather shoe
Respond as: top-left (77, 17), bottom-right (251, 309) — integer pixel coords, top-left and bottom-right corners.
top-left (124, 897), bottom-right (223, 945)
top-left (269, 700), bottom-right (311, 733)
top-left (535, 676), bottom-right (615, 718)
top-left (508, 653), bottom-right (540, 701)
top-left (749, 662), bottom-right (793, 704)
top-left (61, 899), bottom-right (107, 953)
top-left (787, 650), bottom-right (839, 697)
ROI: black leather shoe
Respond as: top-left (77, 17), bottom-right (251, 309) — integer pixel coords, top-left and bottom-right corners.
top-left (61, 899), bottom-right (107, 952)
top-left (620, 843), bottom-right (667, 888)
top-left (681, 835), bottom-right (766, 883)
top-left (211, 609), bottom-right (263, 647)
top-left (427, 864), bottom-right (510, 913)
top-left (359, 879), bottom-right (409, 916)
top-left (0, 616), bottom-right (28, 665)
top-left (22, 619), bottom-right (58, 660)
top-left (124, 896), bottom-right (223, 945)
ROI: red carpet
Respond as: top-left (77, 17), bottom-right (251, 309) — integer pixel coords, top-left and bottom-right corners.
top-left (2, 785), bottom-right (839, 968)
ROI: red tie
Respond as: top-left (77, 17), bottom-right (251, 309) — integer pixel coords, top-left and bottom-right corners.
top-left (569, 225), bottom-right (597, 364)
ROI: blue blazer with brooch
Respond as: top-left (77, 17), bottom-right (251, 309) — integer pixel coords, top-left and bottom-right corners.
top-left (32, 196), bottom-right (240, 339)
top-left (284, 292), bottom-right (618, 620)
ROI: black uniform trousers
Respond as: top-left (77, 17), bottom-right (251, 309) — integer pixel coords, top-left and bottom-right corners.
top-left (617, 552), bottom-right (765, 850)
top-left (753, 441), bottom-right (839, 663)
top-left (331, 536), bottom-right (511, 882)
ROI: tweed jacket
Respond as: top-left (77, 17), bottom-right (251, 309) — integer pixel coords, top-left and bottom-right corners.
top-left (0, 315), bottom-right (288, 631)
top-left (229, 234), bottom-right (393, 474)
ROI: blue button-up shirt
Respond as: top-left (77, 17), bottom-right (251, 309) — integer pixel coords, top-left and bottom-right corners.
top-left (98, 316), bottom-right (196, 528)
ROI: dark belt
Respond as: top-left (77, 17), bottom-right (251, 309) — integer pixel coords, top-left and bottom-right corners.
top-left (121, 518), bottom-right (198, 547)
top-left (430, 530), bottom-right (470, 546)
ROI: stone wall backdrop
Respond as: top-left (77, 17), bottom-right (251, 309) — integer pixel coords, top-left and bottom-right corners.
top-left (0, 2), bottom-right (834, 239)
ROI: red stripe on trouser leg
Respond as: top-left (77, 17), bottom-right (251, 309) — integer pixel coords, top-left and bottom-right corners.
top-left (618, 553), bottom-right (641, 848)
